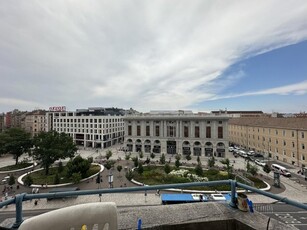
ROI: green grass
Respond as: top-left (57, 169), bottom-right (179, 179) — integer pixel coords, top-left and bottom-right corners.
top-left (0, 162), bottom-right (33, 171)
top-left (23, 165), bottom-right (100, 185)
top-left (131, 166), bottom-right (267, 191)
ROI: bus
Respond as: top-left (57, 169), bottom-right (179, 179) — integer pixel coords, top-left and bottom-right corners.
top-left (161, 193), bottom-right (207, 205)
top-left (271, 164), bottom-right (291, 177)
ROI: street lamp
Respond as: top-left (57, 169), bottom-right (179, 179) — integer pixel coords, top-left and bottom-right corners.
top-left (108, 170), bottom-right (113, 188)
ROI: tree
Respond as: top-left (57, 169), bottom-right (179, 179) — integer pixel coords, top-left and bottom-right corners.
top-left (248, 165), bottom-right (259, 176)
top-left (54, 173), bottom-right (60, 184)
top-left (125, 169), bottom-right (133, 181)
top-left (32, 131), bottom-right (77, 175)
top-left (246, 161), bottom-right (251, 172)
top-left (8, 174), bottom-right (15, 186)
top-left (132, 157), bottom-right (139, 167)
top-left (104, 160), bottom-right (112, 170)
top-left (3, 128), bottom-right (32, 165)
top-left (175, 154), bottom-right (181, 161)
top-left (58, 161), bottom-right (64, 173)
top-left (72, 172), bottom-right (82, 184)
top-left (195, 163), bottom-right (203, 176)
top-left (197, 156), bottom-right (201, 165)
top-left (175, 159), bottom-right (181, 169)
top-left (0, 133), bottom-right (9, 156)
top-left (150, 152), bottom-right (155, 160)
top-left (66, 155), bottom-right (91, 178)
top-left (117, 165), bottom-right (123, 175)
top-left (207, 156), bottom-right (215, 168)
top-left (164, 163), bottom-right (171, 174)
top-left (139, 151), bottom-right (144, 159)
top-left (220, 158), bottom-right (233, 178)
top-left (106, 150), bottom-right (112, 160)
top-left (24, 175), bottom-right (33, 187)
top-left (137, 162), bottom-right (144, 175)
top-left (159, 153), bottom-right (166, 164)
top-left (186, 153), bottom-right (192, 161)
top-left (263, 164), bottom-right (271, 176)
top-left (125, 153), bottom-right (131, 161)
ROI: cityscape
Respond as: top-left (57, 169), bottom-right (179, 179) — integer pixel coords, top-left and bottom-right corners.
top-left (1, 1), bottom-right (307, 230)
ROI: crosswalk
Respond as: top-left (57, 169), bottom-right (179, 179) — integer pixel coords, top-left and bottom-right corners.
top-left (253, 204), bottom-right (274, 213)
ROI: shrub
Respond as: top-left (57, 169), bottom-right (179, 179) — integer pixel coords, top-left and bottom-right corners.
top-left (125, 169), bottom-right (134, 181)
top-left (138, 162), bottom-right (144, 175)
top-left (106, 150), bottom-right (112, 160)
top-left (24, 175), bottom-right (33, 187)
top-left (159, 154), bottom-right (166, 164)
top-left (54, 173), bottom-right (60, 184)
top-left (164, 163), bottom-right (171, 174)
top-left (66, 156), bottom-right (91, 178)
top-left (72, 172), bottom-right (82, 184)
top-left (8, 174), bottom-right (15, 186)
top-left (195, 164), bottom-right (203, 176)
top-left (58, 161), bottom-right (64, 173)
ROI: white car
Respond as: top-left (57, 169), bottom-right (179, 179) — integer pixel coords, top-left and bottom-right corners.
top-left (208, 193), bottom-right (226, 202)
top-left (255, 159), bottom-right (266, 167)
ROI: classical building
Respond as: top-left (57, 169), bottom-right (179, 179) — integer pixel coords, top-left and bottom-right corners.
top-left (46, 107), bottom-right (125, 149)
top-left (24, 110), bottom-right (47, 137)
top-left (229, 117), bottom-right (307, 168)
top-left (123, 111), bottom-right (229, 157)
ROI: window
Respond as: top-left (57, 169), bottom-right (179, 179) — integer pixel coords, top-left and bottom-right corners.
top-left (146, 126), bottom-right (150, 136)
top-left (283, 140), bottom-right (286, 146)
top-left (292, 131), bottom-right (295, 137)
top-left (207, 121), bottom-right (210, 124)
top-left (128, 125), bottom-right (132, 136)
top-left (137, 125), bottom-right (141, 136)
top-left (155, 126), bottom-right (160, 137)
top-left (282, 130), bottom-right (286, 136)
top-left (218, 127), bottom-right (223, 138)
top-left (218, 121), bottom-right (222, 124)
top-left (292, 152), bottom-right (295, 158)
top-left (275, 139), bottom-right (278, 144)
top-left (275, 130), bottom-right (278, 135)
top-left (206, 126), bottom-right (211, 138)
top-left (195, 126), bottom-right (200, 138)
top-left (302, 132), bottom-right (305, 138)
top-left (302, 155), bottom-right (306, 161)
top-left (302, 144), bottom-right (305, 150)
top-left (184, 126), bottom-right (189, 138)
top-left (167, 126), bottom-right (176, 137)
top-left (292, 142), bottom-right (295, 148)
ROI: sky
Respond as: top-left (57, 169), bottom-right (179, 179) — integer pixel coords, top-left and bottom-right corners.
top-left (1, 1), bottom-right (307, 114)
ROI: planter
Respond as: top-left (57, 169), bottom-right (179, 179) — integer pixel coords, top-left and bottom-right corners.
top-left (237, 193), bottom-right (248, 212)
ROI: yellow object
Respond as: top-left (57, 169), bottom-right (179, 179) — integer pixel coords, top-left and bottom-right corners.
top-left (81, 224), bottom-right (87, 230)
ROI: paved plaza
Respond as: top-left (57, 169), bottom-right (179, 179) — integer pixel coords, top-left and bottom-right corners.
top-left (1, 144), bottom-right (307, 213)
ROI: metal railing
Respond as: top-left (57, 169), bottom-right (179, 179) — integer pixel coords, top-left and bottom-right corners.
top-left (1, 179), bottom-right (307, 229)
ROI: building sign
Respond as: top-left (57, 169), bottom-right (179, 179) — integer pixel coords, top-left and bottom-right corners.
top-left (49, 106), bottom-right (66, 112)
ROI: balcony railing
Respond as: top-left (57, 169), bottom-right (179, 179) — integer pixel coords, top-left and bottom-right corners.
top-left (1, 179), bottom-right (307, 228)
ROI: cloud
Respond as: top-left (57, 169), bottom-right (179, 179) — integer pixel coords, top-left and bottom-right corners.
top-left (0, 1), bottom-right (307, 112)
top-left (212, 80), bottom-right (307, 100)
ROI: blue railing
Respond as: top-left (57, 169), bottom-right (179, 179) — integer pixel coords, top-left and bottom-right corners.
top-left (1, 179), bottom-right (307, 228)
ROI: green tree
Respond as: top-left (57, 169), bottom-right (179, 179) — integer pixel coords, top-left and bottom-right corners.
top-left (246, 161), bottom-right (251, 172)
top-left (3, 128), bottom-right (32, 165)
top-left (220, 158), bottom-right (233, 178)
top-left (32, 131), bottom-right (77, 175)
top-left (0, 133), bottom-right (9, 156)
top-left (125, 153), bottom-right (131, 161)
top-left (125, 169), bottom-right (133, 181)
top-left (71, 172), bottom-right (82, 184)
top-left (263, 164), bottom-right (271, 176)
top-left (175, 154), bottom-right (181, 161)
top-left (207, 156), bottom-right (215, 168)
top-left (195, 163), bottom-right (203, 176)
top-left (58, 161), bottom-right (64, 173)
top-left (106, 150), bottom-right (112, 160)
top-left (132, 157), bottom-right (139, 167)
top-left (159, 153), bottom-right (166, 164)
top-left (117, 165), bottom-right (123, 175)
top-left (8, 174), bottom-right (15, 186)
top-left (248, 165), bottom-right (259, 176)
top-left (138, 162), bottom-right (144, 174)
top-left (54, 173), bottom-right (60, 184)
top-left (175, 159), bottom-right (181, 169)
top-left (66, 155), bottom-right (91, 178)
top-left (24, 175), bottom-right (33, 187)
top-left (197, 156), bottom-right (201, 165)
top-left (104, 160), bottom-right (112, 170)
top-left (150, 152), bottom-right (155, 160)
top-left (164, 163), bottom-right (171, 174)
top-left (186, 153), bottom-right (192, 161)
top-left (139, 151), bottom-right (144, 159)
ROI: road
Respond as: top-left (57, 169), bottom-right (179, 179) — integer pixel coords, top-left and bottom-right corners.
top-left (255, 203), bottom-right (307, 230)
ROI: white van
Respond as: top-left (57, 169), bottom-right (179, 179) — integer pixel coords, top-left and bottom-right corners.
top-left (271, 164), bottom-right (291, 177)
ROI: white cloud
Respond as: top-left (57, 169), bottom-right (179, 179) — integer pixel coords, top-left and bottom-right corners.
top-left (0, 1), bottom-right (307, 112)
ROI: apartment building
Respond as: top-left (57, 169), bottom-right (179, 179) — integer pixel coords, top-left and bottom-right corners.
top-left (24, 110), bottom-right (46, 137)
top-left (124, 111), bottom-right (229, 157)
top-left (229, 117), bottom-right (307, 168)
top-left (47, 107), bottom-right (125, 149)
top-left (0, 113), bottom-right (4, 132)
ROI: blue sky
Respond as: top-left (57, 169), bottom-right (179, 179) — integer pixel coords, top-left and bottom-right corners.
top-left (0, 1), bottom-right (307, 113)
top-left (197, 41), bottom-right (307, 113)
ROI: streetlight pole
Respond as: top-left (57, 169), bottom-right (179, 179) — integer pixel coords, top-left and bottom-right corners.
top-left (108, 170), bottom-right (113, 188)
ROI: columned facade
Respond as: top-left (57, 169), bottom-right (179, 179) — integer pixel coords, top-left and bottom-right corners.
top-left (124, 111), bottom-right (229, 158)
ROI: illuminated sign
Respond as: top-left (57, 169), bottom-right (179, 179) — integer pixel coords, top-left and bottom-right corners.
top-left (49, 106), bottom-right (66, 112)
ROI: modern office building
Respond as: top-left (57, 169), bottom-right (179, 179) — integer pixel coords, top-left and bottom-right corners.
top-left (123, 111), bottom-right (229, 157)
top-left (229, 117), bottom-right (307, 168)
top-left (46, 107), bottom-right (125, 149)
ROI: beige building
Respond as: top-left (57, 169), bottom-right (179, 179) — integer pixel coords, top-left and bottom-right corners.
top-left (229, 118), bottom-right (307, 168)
top-left (24, 110), bottom-right (47, 137)
top-left (124, 111), bottom-right (229, 157)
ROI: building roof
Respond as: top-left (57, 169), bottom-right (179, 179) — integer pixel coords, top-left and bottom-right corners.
top-left (229, 117), bottom-right (307, 130)
top-left (211, 110), bottom-right (263, 114)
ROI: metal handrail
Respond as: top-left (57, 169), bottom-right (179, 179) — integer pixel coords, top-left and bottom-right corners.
top-left (1, 179), bottom-right (307, 228)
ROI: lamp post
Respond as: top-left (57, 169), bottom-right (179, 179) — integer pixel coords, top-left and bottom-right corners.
top-left (108, 170), bottom-right (113, 188)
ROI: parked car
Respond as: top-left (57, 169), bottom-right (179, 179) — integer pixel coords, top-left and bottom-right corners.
top-left (247, 151), bottom-right (255, 156)
top-left (255, 159), bottom-right (266, 167)
top-left (208, 193), bottom-right (226, 202)
top-left (228, 147), bottom-right (234, 152)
